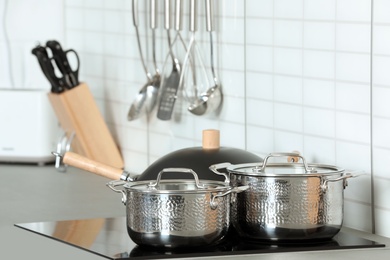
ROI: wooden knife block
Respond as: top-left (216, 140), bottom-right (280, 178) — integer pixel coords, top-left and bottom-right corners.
top-left (48, 83), bottom-right (124, 169)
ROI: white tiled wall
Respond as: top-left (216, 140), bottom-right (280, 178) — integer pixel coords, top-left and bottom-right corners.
top-left (245, 0), bottom-right (374, 234)
top-left (2, 0), bottom-right (390, 237)
top-left (0, 0), bottom-right (64, 89)
top-left (373, 0), bottom-right (390, 238)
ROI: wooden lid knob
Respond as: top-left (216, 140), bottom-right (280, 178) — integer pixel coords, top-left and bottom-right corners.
top-left (202, 129), bottom-right (220, 150)
top-left (288, 150), bottom-right (301, 163)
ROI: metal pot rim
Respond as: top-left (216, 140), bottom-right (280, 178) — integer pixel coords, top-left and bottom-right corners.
top-left (226, 162), bottom-right (345, 177)
top-left (123, 179), bottom-right (232, 194)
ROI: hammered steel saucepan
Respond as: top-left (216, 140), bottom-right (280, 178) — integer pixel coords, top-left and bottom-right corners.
top-left (57, 151), bottom-right (247, 248)
top-left (210, 152), bottom-right (357, 242)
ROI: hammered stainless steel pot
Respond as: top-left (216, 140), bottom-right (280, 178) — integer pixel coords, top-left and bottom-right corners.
top-left (56, 151), bottom-right (248, 248)
top-left (210, 152), bottom-right (355, 242)
top-left (107, 168), bottom-right (247, 248)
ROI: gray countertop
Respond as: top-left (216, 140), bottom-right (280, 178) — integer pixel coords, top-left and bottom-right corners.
top-left (1, 163), bottom-right (389, 260)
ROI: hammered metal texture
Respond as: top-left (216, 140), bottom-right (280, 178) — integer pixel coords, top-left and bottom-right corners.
top-left (230, 175), bottom-right (344, 240)
top-left (126, 191), bottom-right (229, 235)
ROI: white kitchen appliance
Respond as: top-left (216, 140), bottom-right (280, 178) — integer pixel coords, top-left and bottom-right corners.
top-left (0, 89), bottom-right (60, 165)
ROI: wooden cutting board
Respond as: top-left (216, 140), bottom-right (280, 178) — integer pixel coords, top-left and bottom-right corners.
top-left (48, 83), bottom-right (124, 169)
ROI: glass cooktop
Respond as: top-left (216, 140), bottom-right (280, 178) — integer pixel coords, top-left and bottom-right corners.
top-left (15, 217), bottom-right (385, 260)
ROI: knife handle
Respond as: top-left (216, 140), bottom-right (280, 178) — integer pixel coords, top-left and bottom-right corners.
top-left (32, 45), bottom-right (65, 93)
top-left (46, 40), bottom-right (79, 88)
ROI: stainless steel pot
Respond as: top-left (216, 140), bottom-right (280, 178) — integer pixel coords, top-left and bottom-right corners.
top-left (108, 168), bottom-right (247, 248)
top-left (210, 152), bottom-right (355, 242)
top-left (57, 152), bottom-right (248, 248)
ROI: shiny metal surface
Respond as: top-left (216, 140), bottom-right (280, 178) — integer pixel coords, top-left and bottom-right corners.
top-left (156, 0), bottom-right (182, 120)
top-left (128, 0), bottom-right (158, 121)
top-left (188, 0), bottom-right (222, 116)
top-left (210, 154), bottom-right (352, 241)
top-left (14, 216), bottom-right (386, 259)
top-left (53, 132), bottom-right (75, 172)
top-left (230, 174), bottom-right (345, 241)
top-left (108, 168), bottom-right (237, 248)
top-left (126, 191), bottom-right (230, 248)
top-left (3, 164), bottom-right (388, 260)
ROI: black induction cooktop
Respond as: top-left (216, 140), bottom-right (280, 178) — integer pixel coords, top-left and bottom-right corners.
top-left (15, 217), bottom-right (385, 259)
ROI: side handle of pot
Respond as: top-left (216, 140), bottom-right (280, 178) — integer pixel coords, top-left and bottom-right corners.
top-left (210, 185), bottom-right (249, 210)
top-left (209, 162), bottom-right (232, 183)
top-left (106, 180), bottom-right (127, 205)
top-left (321, 172), bottom-right (362, 192)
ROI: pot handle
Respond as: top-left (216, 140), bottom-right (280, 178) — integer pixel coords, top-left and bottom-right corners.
top-left (321, 172), bottom-right (361, 192)
top-left (210, 185), bottom-right (249, 210)
top-left (148, 168), bottom-right (206, 189)
top-left (257, 153), bottom-right (316, 173)
top-left (209, 162), bottom-right (232, 183)
top-left (106, 180), bottom-right (127, 205)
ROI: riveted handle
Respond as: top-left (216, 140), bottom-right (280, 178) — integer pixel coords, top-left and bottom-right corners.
top-left (210, 185), bottom-right (248, 209)
top-left (107, 180), bottom-right (127, 205)
top-left (321, 172), bottom-right (361, 192)
top-left (209, 162), bottom-right (231, 183)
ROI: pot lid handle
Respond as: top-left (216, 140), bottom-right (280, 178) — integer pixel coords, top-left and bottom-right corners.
top-left (256, 152), bottom-right (317, 174)
top-left (148, 168), bottom-right (206, 189)
top-left (202, 129), bottom-right (220, 150)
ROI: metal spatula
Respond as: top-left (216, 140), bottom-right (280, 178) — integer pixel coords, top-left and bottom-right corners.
top-left (157, 0), bottom-right (182, 121)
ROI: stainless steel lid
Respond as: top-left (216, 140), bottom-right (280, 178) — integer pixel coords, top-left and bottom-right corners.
top-left (125, 168), bottom-right (231, 194)
top-left (226, 153), bottom-right (345, 177)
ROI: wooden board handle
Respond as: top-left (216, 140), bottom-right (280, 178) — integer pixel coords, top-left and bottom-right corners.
top-left (202, 129), bottom-right (220, 150)
top-left (63, 152), bottom-right (123, 180)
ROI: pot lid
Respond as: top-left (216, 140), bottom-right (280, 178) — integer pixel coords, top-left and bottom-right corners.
top-left (137, 129), bottom-right (263, 182)
top-left (226, 153), bottom-right (344, 177)
top-left (125, 168), bottom-right (231, 194)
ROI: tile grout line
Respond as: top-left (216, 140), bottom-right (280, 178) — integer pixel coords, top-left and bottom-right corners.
top-left (370, 0), bottom-right (376, 235)
top-left (272, 0), bottom-right (275, 151)
top-left (244, 0), bottom-right (247, 150)
top-left (302, 0), bottom-right (305, 153)
top-left (334, 0), bottom-right (338, 172)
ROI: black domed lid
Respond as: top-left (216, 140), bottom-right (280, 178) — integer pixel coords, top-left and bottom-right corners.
top-left (137, 130), bottom-right (263, 181)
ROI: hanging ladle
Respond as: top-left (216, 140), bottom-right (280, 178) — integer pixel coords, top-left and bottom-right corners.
top-left (127, 0), bottom-right (160, 121)
top-left (188, 0), bottom-right (222, 115)
top-left (179, 0), bottom-right (210, 113)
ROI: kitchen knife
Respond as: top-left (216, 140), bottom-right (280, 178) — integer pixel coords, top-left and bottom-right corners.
top-left (32, 45), bottom-right (67, 93)
top-left (46, 40), bottom-right (80, 89)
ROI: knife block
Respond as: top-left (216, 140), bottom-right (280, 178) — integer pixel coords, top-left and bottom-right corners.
top-left (47, 83), bottom-right (124, 169)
